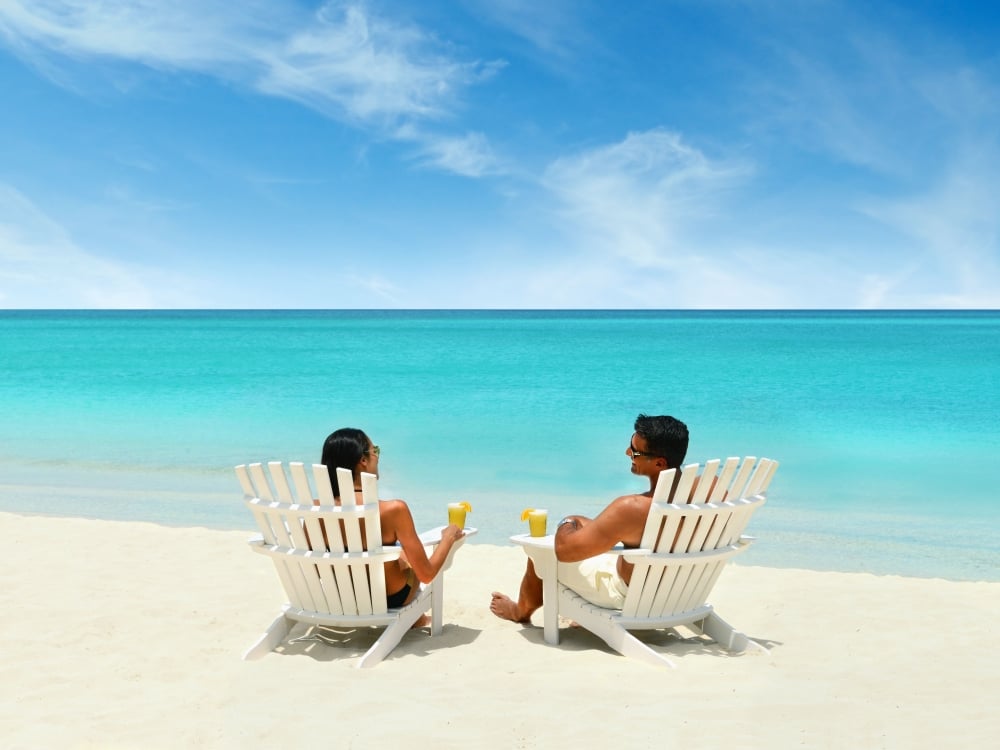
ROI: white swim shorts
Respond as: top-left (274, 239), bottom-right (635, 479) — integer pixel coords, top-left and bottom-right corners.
top-left (557, 553), bottom-right (629, 609)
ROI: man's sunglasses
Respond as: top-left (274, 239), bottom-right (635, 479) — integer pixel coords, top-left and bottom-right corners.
top-left (628, 443), bottom-right (662, 460)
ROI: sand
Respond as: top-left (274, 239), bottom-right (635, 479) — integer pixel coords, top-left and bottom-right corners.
top-left (1, 511), bottom-right (997, 749)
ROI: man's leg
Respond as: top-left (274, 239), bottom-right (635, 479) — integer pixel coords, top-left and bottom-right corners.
top-left (490, 558), bottom-right (543, 623)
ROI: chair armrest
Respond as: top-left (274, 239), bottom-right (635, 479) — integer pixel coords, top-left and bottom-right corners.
top-left (418, 525), bottom-right (478, 545)
top-left (509, 533), bottom-right (554, 549)
top-left (414, 526), bottom-right (477, 576)
top-left (619, 548), bottom-right (655, 564)
top-left (512, 535), bottom-right (653, 569)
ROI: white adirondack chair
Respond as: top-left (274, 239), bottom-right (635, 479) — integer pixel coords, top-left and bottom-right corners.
top-left (514, 456), bottom-right (778, 669)
top-left (236, 461), bottom-right (472, 668)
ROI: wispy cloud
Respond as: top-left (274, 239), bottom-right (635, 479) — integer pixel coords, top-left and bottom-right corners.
top-left (745, 4), bottom-right (1000, 178)
top-left (345, 271), bottom-right (401, 305)
top-left (543, 129), bottom-right (752, 268)
top-left (0, 183), bottom-right (150, 306)
top-left (473, 128), bottom-right (795, 308)
top-left (714, 3), bottom-right (1000, 307)
top-left (256, 3), bottom-right (492, 125)
top-left (0, 0), bottom-right (502, 175)
top-left (397, 126), bottom-right (500, 177)
top-left (0, 0), bottom-right (286, 70)
top-left (459, 0), bottom-right (591, 62)
top-left (860, 151), bottom-right (1000, 307)
top-left (533, 123), bottom-right (996, 309)
top-left (0, 183), bottom-right (207, 307)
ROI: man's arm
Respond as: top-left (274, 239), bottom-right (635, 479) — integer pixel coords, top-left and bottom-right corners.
top-left (553, 496), bottom-right (645, 563)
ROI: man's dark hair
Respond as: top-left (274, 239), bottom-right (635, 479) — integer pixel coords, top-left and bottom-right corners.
top-left (634, 414), bottom-right (689, 469)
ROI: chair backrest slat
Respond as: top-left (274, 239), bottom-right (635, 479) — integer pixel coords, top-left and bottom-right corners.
top-left (237, 464), bottom-right (274, 546)
top-left (701, 503), bottom-right (735, 550)
top-left (336, 467), bottom-right (367, 552)
top-left (707, 457), bottom-right (740, 502)
top-left (359, 472), bottom-right (384, 550)
top-left (312, 464), bottom-right (346, 549)
top-left (288, 462), bottom-right (326, 552)
top-left (726, 457), bottom-right (757, 500)
top-left (312, 464), bottom-right (336, 505)
top-left (288, 462), bottom-right (313, 504)
top-left (235, 464), bottom-right (255, 499)
top-left (248, 463), bottom-right (273, 501)
top-left (671, 508), bottom-right (700, 553)
top-left (673, 466), bottom-right (698, 504)
top-left (268, 461), bottom-right (293, 502)
top-left (640, 469), bottom-right (676, 549)
top-left (359, 471), bottom-right (387, 615)
top-left (338, 467), bottom-right (386, 614)
top-left (690, 459), bottom-right (719, 505)
top-left (750, 458), bottom-right (778, 495)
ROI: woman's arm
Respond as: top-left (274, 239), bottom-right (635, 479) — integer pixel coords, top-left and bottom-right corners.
top-left (382, 500), bottom-right (465, 584)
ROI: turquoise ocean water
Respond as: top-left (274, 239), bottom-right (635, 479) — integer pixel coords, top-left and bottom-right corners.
top-left (1, 310), bottom-right (997, 581)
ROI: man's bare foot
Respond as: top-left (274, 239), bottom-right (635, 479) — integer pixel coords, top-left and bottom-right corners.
top-left (411, 614), bottom-right (431, 629)
top-left (490, 592), bottom-right (532, 624)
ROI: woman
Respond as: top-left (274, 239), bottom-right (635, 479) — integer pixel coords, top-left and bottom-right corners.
top-left (321, 427), bottom-right (465, 610)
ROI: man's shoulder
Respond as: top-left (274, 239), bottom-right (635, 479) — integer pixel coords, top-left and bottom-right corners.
top-left (598, 492), bottom-right (652, 527)
top-left (598, 493), bottom-right (652, 547)
top-left (608, 491), bottom-right (653, 512)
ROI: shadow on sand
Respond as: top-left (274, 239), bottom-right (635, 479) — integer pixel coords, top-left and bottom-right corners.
top-left (272, 621), bottom-right (482, 664)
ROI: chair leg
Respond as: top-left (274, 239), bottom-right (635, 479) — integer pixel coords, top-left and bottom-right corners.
top-left (585, 615), bottom-right (678, 669)
top-left (430, 579), bottom-right (443, 636)
top-left (243, 613), bottom-right (293, 660)
top-left (560, 592), bottom-right (677, 669)
top-left (357, 590), bottom-right (434, 669)
top-left (692, 612), bottom-right (768, 655)
top-left (357, 620), bottom-right (409, 669)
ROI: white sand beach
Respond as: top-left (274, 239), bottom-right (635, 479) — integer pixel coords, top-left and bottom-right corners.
top-left (2, 511), bottom-right (998, 749)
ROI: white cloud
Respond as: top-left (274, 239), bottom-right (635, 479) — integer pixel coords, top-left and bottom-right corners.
top-left (543, 129), bottom-right (752, 269)
top-left (398, 127), bottom-right (501, 177)
top-left (256, 3), bottom-right (490, 125)
top-left (0, 183), bottom-right (199, 308)
top-left (0, 0), bottom-right (501, 175)
top-left (459, 0), bottom-right (589, 61)
top-left (529, 125), bottom-right (999, 309)
top-left (0, 0), bottom-right (285, 69)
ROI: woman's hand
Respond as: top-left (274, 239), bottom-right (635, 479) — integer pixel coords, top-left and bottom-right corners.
top-left (442, 523), bottom-right (465, 544)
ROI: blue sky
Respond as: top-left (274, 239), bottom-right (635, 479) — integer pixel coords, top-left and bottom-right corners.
top-left (1, 0), bottom-right (998, 308)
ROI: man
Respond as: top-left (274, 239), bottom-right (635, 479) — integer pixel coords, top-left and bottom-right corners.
top-left (490, 414), bottom-right (689, 622)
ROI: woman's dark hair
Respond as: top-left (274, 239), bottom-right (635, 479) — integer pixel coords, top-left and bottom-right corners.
top-left (634, 414), bottom-right (689, 469)
top-left (321, 427), bottom-right (369, 496)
